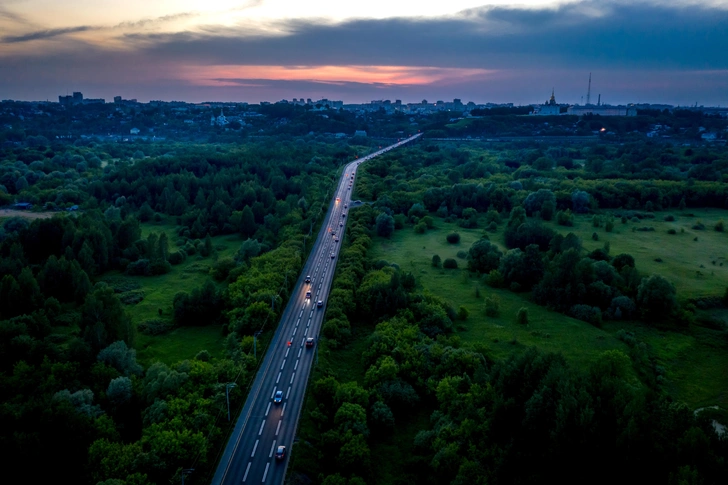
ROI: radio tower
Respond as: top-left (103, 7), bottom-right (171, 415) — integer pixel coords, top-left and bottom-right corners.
top-left (586, 72), bottom-right (592, 106)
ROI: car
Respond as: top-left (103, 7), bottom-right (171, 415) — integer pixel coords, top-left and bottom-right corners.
top-left (336, 197), bottom-right (340, 202)
top-left (348, 187), bottom-right (350, 190)
top-left (330, 253), bottom-right (335, 258)
top-left (274, 391), bottom-right (283, 404)
top-left (305, 290), bottom-right (311, 299)
top-left (342, 213), bottom-right (346, 217)
top-left (344, 204), bottom-right (348, 208)
top-left (305, 275), bottom-right (311, 283)
top-left (275, 445), bottom-right (286, 460)
top-left (334, 237), bottom-right (339, 242)
top-left (331, 231), bottom-right (336, 236)
top-left (339, 222), bottom-right (343, 226)
top-left (306, 337), bottom-right (315, 348)
top-left (317, 300), bottom-right (323, 308)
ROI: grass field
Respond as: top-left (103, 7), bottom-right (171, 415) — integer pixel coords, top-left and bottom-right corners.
top-left (368, 216), bottom-right (728, 409)
top-left (544, 208), bottom-right (728, 299)
top-left (101, 220), bottom-right (242, 365)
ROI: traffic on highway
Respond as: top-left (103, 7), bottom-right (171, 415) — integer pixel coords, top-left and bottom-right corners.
top-left (212, 133), bottom-right (421, 485)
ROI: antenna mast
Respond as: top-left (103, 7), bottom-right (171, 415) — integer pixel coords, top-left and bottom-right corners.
top-left (586, 72), bottom-right (592, 106)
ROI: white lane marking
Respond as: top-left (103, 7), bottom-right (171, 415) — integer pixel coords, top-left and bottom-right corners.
top-left (281, 403), bottom-right (286, 417)
top-left (295, 360), bottom-right (299, 370)
top-left (262, 462), bottom-right (270, 483)
top-left (286, 386), bottom-right (291, 399)
top-left (285, 348), bottom-right (289, 358)
top-left (298, 348), bottom-right (302, 358)
top-left (251, 439), bottom-right (259, 457)
top-left (276, 372), bottom-right (281, 384)
top-left (281, 359), bottom-right (286, 370)
top-left (307, 321), bottom-right (310, 328)
top-left (310, 310), bottom-right (314, 317)
top-left (270, 388), bottom-right (276, 399)
top-left (243, 462), bottom-right (251, 482)
top-left (269, 441), bottom-right (276, 458)
top-left (258, 420), bottom-right (265, 436)
top-left (276, 420), bottom-right (282, 436)
top-left (299, 311), bottom-right (303, 317)
top-left (265, 402), bottom-right (271, 416)
top-left (296, 318), bottom-right (300, 324)
top-left (290, 372), bottom-right (295, 384)
top-left (308, 317), bottom-right (312, 324)
top-left (293, 327), bottom-right (297, 336)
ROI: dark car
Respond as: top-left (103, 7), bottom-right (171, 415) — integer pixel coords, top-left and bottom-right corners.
top-left (306, 337), bottom-right (315, 348)
top-left (305, 290), bottom-right (311, 299)
top-left (274, 390), bottom-right (283, 404)
top-left (334, 237), bottom-right (339, 242)
top-left (305, 275), bottom-right (311, 283)
top-left (275, 445), bottom-right (286, 460)
top-left (330, 253), bottom-right (335, 258)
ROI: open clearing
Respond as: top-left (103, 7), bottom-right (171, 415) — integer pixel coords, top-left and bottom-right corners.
top-left (0, 208), bottom-right (57, 220)
top-left (101, 219), bottom-right (241, 365)
top-left (368, 217), bottom-right (728, 408)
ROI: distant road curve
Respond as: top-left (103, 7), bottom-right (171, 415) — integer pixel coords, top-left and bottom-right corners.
top-left (211, 133), bottom-right (422, 485)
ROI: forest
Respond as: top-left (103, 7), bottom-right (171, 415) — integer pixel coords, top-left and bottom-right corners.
top-left (1, 115), bottom-right (728, 484)
top-left (0, 135), bottom-right (368, 483)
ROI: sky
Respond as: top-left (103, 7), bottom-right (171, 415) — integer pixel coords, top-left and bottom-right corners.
top-left (0, 0), bottom-right (726, 105)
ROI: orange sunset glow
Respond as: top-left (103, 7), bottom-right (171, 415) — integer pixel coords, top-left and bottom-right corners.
top-left (183, 65), bottom-right (498, 87)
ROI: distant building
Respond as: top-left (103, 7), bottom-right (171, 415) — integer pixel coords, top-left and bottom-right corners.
top-left (211, 109), bottom-right (229, 126)
top-left (533, 89), bottom-right (561, 115)
top-left (13, 202), bottom-right (33, 210)
top-left (354, 130), bottom-right (367, 137)
top-left (130, 127), bottom-right (140, 135)
top-left (567, 105), bottom-right (637, 116)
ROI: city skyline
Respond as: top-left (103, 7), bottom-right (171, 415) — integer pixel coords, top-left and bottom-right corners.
top-left (1, 0), bottom-right (727, 105)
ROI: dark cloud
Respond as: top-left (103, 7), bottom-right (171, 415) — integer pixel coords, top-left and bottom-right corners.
top-left (122, 3), bottom-right (727, 70)
top-left (2, 25), bottom-right (95, 43)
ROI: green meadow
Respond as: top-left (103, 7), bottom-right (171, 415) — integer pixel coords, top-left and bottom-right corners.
top-left (100, 219), bottom-right (241, 365)
top-left (368, 215), bottom-right (728, 409)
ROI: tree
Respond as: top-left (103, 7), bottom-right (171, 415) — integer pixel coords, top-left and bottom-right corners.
top-left (107, 376), bottom-right (133, 405)
top-left (443, 258), bottom-right (458, 269)
top-left (158, 232), bottom-right (169, 262)
top-left (376, 212), bottom-right (395, 238)
top-left (98, 340), bottom-right (143, 376)
top-left (81, 285), bottom-right (134, 351)
top-left (467, 239), bottom-right (503, 273)
top-left (446, 232), bottom-right (461, 244)
top-left (432, 254), bottom-right (442, 267)
top-left (516, 307), bottom-right (529, 325)
top-left (636, 274), bottom-right (677, 321)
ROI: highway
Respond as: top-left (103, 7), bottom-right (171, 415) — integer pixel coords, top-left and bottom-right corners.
top-left (212, 133), bottom-right (421, 485)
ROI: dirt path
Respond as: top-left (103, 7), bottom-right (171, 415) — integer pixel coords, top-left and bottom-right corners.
top-left (0, 209), bottom-right (57, 220)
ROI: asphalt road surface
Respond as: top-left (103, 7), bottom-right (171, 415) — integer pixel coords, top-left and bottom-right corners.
top-left (212, 134), bottom-right (421, 485)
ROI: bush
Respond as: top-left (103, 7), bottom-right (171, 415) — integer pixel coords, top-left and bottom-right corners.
top-left (591, 232), bottom-right (599, 241)
top-left (456, 250), bottom-right (468, 259)
top-left (118, 290), bottom-right (145, 305)
top-left (138, 319), bottom-right (174, 336)
top-left (605, 220), bottom-right (614, 232)
top-left (484, 296), bottom-right (500, 317)
top-left (487, 269), bottom-right (504, 288)
top-left (446, 232), bottom-right (461, 244)
top-left (715, 220), bottom-right (724, 232)
top-left (443, 258), bottom-right (458, 269)
top-left (168, 250), bottom-right (187, 265)
top-left (431, 254), bottom-right (441, 268)
top-left (414, 222), bottom-right (427, 234)
top-left (664, 215), bottom-right (676, 222)
top-left (457, 306), bottom-right (469, 320)
top-left (486, 221), bottom-right (498, 232)
top-left (667, 229), bottom-right (677, 235)
top-left (569, 304), bottom-right (602, 326)
top-left (692, 222), bottom-right (705, 230)
top-left (516, 307), bottom-right (529, 325)
top-left (636, 227), bottom-right (655, 232)
top-left (556, 210), bottom-right (574, 226)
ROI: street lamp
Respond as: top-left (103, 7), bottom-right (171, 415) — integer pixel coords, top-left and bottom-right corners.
top-left (181, 468), bottom-right (194, 485)
top-left (253, 330), bottom-right (263, 359)
top-left (225, 383), bottom-right (237, 421)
